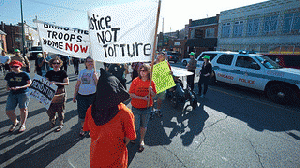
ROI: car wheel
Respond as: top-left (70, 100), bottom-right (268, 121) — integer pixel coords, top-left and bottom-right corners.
top-left (266, 84), bottom-right (297, 105)
top-left (182, 60), bottom-right (187, 66)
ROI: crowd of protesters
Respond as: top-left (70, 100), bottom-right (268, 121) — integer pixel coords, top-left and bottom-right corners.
top-left (2, 48), bottom-right (213, 167)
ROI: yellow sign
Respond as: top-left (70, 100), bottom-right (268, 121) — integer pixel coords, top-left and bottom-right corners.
top-left (152, 61), bottom-right (176, 94)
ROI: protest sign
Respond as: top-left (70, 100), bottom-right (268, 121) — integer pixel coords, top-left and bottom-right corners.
top-left (35, 20), bottom-right (90, 58)
top-left (152, 61), bottom-right (176, 94)
top-left (88, 0), bottom-right (158, 63)
top-left (172, 67), bottom-right (194, 77)
top-left (29, 74), bottom-right (58, 110)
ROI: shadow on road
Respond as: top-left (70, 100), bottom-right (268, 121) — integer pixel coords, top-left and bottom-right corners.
top-left (1, 109), bottom-right (80, 167)
top-left (145, 100), bottom-right (209, 147)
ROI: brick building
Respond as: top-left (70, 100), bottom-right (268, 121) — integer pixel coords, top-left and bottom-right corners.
top-left (0, 29), bottom-right (7, 52)
top-left (184, 15), bottom-right (219, 58)
top-left (0, 22), bottom-right (39, 54)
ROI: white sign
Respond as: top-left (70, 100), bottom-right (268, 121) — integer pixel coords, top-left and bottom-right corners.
top-left (35, 20), bottom-right (90, 58)
top-left (29, 74), bottom-right (58, 110)
top-left (172, 67), bottom-right (194, 77)
top-left (88, 0), bottom-right (158, 63)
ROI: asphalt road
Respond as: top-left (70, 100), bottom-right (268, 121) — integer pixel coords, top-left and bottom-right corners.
top-left (0, 61), bottom-right (299, 168)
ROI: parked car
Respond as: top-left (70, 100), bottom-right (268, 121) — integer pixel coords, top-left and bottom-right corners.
top-left (261, 53), bottom-right (300, 70)
top-left (195, 51), bottom-right (300, 105)
top-left (29, 46), bottom-right (43, 60)
top-left (166, 51), bottom-right (179, 63)
top-left (181, 51), bottom-right (222, 67)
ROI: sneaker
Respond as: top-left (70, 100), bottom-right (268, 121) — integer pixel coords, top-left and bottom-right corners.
top-left (18, 125), bottom-right (26, 133)
top-left (9, 120), bottom-right (20, 132)
top-left (156, 110), bottom-right (162, 117)
top-left (151, 108), bottom-right (157, 113)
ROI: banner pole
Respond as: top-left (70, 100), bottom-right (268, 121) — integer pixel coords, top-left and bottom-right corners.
top-left (148, 0), bottom-right (161, 107)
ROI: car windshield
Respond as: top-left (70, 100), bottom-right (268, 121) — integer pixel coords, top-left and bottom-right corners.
top-left (255, 56), bottom-right (283, 69)
top-left (30, 47), bottom-right (42, 51)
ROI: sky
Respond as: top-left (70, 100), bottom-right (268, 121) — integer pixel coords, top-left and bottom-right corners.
top-left (0, 0), bottom-right (268, 32)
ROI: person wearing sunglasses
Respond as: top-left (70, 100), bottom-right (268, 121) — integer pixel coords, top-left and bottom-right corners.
top-left (45, 56), bottom-right (69, 132)
top-left (129, 64), bottom-right (157, 152)
top-left (5, 60), bottom-right (31, 133)
top-left (73, 56), bottom-right (99, 136)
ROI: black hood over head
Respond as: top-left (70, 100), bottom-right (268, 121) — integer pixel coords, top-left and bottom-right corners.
top-left (91, 68), bottom-right (130, 126)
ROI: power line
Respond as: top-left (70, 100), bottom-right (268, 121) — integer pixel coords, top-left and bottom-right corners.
top-left (26, 0), bottom-right (85, 12)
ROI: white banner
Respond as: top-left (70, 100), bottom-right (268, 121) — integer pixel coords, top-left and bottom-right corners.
top-left (28, 74), bottom-right (58, 110)
top-left (35, 20), bottom-right (90, 58)
top-left (88, 0), bottom-right (158, 63)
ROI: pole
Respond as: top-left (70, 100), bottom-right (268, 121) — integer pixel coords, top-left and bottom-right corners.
top-left (20, 0), bottom-right (25, 57)
top-left (148, 0), bottom-right (161, 107)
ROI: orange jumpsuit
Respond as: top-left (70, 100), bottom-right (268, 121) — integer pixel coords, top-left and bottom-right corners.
top-left (83, 103), bottom-right (136, 168)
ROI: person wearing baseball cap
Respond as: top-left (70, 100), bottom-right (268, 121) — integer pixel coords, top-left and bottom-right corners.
top-left (198, 55), bottom-right (212, 98)
top-left (11, 49), bottom-right (30, 73)
top-left (186, 52), bottom-right (197, 91)
top-left (5, 60), bottom-right (31, 133)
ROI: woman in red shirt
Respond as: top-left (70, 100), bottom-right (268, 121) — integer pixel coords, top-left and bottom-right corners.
top-left (129, 64), bottom-right (157, 152)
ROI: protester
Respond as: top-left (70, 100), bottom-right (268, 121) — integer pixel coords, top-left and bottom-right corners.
top-left (11, 49), bottom-right (30, 73)
top-left (60, 55), bottom-right (70, 73)
top-left (0, 50), bottom-right (11, 76)
top-left (152, 52), bottom-right (172, 117)
top-left (73, 56), bottom-right (98, 136)
top-left (45, 56), bottom-right (69, 132)
top-left (108, 63), bottom-right (128, 89)
top-left (5, 60), bottom-right (31, 132)
top-left (83, 68), bottom-right (136, 168)
top-left (72, 57), bottom-right (80, 75)
top-left (198, 55), bottom-right (212, 98)
top-left (131, 62), bottom-right (143, 81)
top-left (44, 52), bottom-right (52, 72)
top-left (186, 52), bottom-right (197, 91)
top-left (35, 53), bottom-right (48, 76)
top-left (129, 64), bottom-right (156, 152)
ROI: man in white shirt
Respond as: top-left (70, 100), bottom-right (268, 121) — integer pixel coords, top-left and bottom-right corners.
top-left (0, 50), bottom-right (11, 76)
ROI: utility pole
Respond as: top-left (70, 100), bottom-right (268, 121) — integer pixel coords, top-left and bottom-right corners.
top-left (20, 0), bottom-right (25, 57)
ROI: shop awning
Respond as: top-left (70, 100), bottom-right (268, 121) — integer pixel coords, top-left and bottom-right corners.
top-left (185, 38), bottom-right (217, 48)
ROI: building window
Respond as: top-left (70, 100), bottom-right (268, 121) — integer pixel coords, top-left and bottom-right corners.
top-left (283, 13), bottom-right (300, 34)
top-left (222, 23), bottom-right (231, 38)
top-left (195, 29), bottom-right (204, 38)
top-left (263, 15), bottom-right (278, 35)
top-left (233, 21), bottom-right (244, 37)
top-left (247, 18), bottom-right (260, 36)
top-left (205, 28), bottom-right (215, 38)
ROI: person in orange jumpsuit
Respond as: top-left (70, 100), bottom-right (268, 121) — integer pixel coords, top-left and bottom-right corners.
top-left (83, 68), bottom-right (136, 168)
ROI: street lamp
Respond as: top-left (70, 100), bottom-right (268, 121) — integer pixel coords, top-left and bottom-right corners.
top-left (20, 0), bottom-right (25, 57)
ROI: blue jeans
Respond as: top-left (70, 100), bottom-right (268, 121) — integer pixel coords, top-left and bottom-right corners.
top-left (132, 106), bottom-right (151, 141)
top-left (6, 92), bottom-right (30, 111)
top-left (76, 94), bottom-right (95, 122)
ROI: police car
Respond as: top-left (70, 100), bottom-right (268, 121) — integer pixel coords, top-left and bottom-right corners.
top-left (195, 51), bottom-right (300, 104)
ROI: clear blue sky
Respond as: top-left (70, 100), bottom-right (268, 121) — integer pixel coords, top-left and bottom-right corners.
top-left (1, 0), bottom-right (267, 32)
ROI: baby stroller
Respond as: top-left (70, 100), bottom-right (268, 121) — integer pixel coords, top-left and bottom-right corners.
top-left (166, 75), bottom-right (197, 110)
